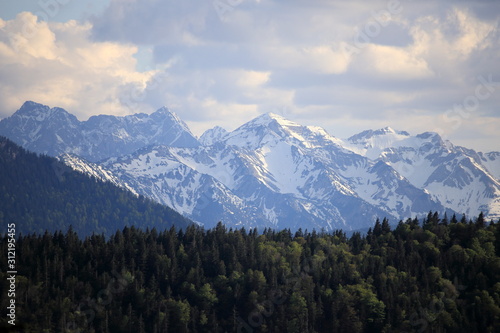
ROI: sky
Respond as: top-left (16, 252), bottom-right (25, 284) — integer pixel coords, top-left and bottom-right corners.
top-left (0, 0), bottom-right (499, 152)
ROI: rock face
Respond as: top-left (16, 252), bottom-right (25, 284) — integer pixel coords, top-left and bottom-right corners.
top-left (2, 102), bottom-right (499, 230)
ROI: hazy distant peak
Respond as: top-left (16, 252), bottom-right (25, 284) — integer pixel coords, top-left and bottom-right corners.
top-left (348, 127), bottom-right (410, 142)
top-left (199, 126), bottom-right (229, 146)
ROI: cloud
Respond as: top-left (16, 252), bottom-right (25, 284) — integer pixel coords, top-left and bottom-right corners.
top-left (0, 12), bottom-right (156, 120)
top-left (91, 0), bottom-right (212, 45)
top-left (0, 2), bottom-right (499, 152)
top-left (352, 44), bottom-right (434, 79)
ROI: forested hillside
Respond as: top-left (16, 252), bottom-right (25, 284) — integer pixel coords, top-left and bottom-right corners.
top-left (0, 137), bottom-right (192, 237)
top-left (1, 213), bottom-right (499, 332)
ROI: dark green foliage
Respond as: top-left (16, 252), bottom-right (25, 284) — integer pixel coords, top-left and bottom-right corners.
top-left (0, 137), bottom-right (191, 237)
top-left (1, 215), bottom-right (500, 332)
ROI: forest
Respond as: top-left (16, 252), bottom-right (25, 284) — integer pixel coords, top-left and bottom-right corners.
top-left (0, 136), bottom-right (192, 237)
top-left (1, 212), bottom-right (500, 332)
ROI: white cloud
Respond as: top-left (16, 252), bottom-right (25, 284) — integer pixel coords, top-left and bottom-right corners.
top-left (408, 8), bottom-right (498, 74)
top-left (449, 8), bottom-right (496, 55)
top-left (0, 12), bottom-right (156, 120)
top-left (352, 44), bottom-right (434, 79)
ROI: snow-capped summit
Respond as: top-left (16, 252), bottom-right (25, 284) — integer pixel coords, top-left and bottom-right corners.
top-left (0, 101), bottom-right (82, 156)
top-left (344, 127), bottom-right (412, 159)
top-left (224, 112), bottom-right (343, 151)
top-left (14, 101), bottom-right (76, 123)
top-left (199, 126), bottom-right (228, 146)
top-left (224, 112), bottom-right (301, 147)
top-left (246, 112), bottom-right (295, 126)
top-left (349, 126), bottom-right (409, 139)
top-left (150, 106), bottom-right (193, 135)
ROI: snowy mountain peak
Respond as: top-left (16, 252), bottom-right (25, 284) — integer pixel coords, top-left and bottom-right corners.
top-left (348, 127), bottom-right (410, 143)
top-left (17, 100), bottom-right (47, 114)
top-left (251, 112), bottom-right (301, 127)
top-left (222, 113), bottom-right (295, 149)
top-left (245, 112), bottom-right (296, 127)
top-left (343, 127), bottom-right (413, 159)
top-left (378, 126), bottom-right (407, 135)
top-left (264, 112), bottom-right (289, 122)
top-left (15, 101), bottom-right (77, 123)
top-left (152, 106), bottom-right (179, 121)
top-left (150, 107), bottom-right (193, 135)
top-left (152, 106), bottom-right (170, 114)
top-left (416, 131), bottom-right (443, 142)
top-left (200, 126), bottom-right (228, 146)
top-left (224, 112), bottom-right (346, 152)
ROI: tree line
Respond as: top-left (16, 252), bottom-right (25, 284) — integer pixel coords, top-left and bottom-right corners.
top-left (1, 212), bottom-right (499, 332)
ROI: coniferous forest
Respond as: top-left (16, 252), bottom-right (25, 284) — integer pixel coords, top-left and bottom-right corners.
top-left (1, 213), bottom-right (500, 332)
top-left (0, 137), bottom-right (192, 237)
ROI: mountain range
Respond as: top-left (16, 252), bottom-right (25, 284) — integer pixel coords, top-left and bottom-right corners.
top-left (0, 101), bottom-right (199, 162)
top-left (1, 101), bottom-right (499, 231)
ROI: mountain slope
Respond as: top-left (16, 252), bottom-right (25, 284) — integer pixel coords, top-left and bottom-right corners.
top-left (0, 136), bottom-right (192, 237)
top-left (58, 153), bottom-right (139, 195)
top-left (101, 144), bottom-right (265, 228)
top-left (479, 151), bottom-right (500, 180)
top-left (0, 101), bottom-right (200, 162)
